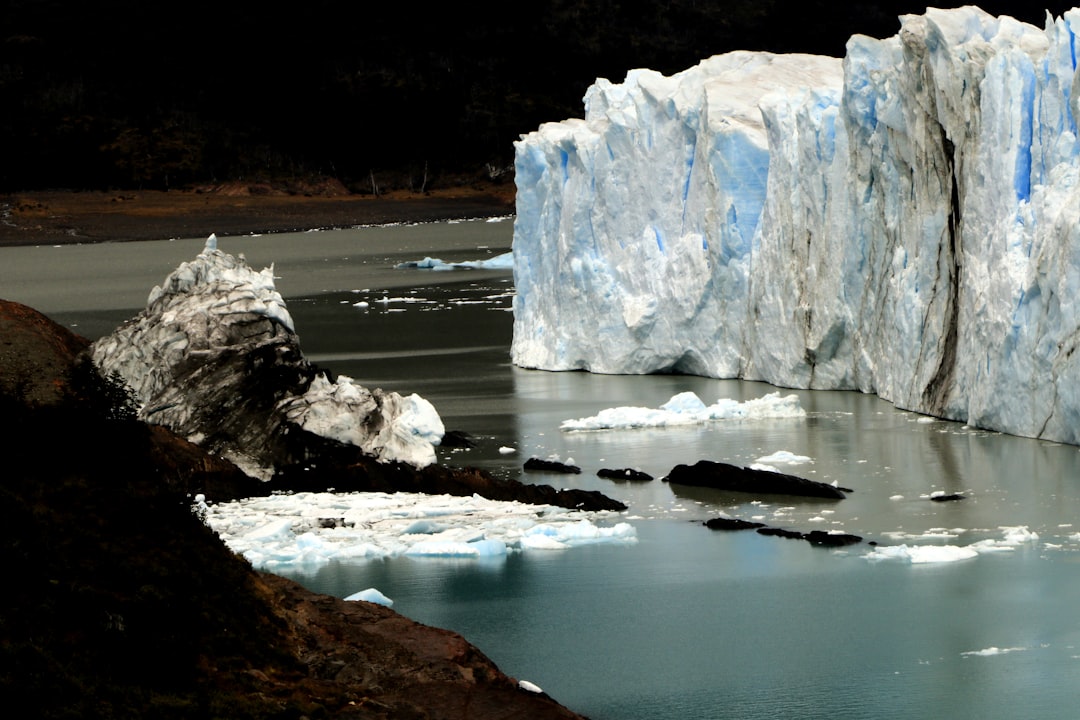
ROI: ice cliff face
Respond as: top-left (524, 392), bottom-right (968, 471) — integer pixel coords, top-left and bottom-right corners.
top-left (512, 6), bottom-right (1080, 445)
top-left (92, 236), bottom-right (444, 478)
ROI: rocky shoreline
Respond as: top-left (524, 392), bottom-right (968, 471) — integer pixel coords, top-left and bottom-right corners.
top-left (0, 183), bottom-right (515, 247)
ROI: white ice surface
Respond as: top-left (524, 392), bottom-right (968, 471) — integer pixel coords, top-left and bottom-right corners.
top-left (865, 525), bottom-right (1040, 563)
top-left (204, 491), bottom-right (636, 571)
top-left (344, 587), bottom-right (394, 606)
top-left (396, 252), bottom-right (514, 271)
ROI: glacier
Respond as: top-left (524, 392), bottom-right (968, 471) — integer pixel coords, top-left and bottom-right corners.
top-left (512, 6), bottom-right (1080, 445)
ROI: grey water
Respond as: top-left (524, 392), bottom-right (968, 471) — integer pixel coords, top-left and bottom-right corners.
top-left (4, 220), bottom-right (1080, 719)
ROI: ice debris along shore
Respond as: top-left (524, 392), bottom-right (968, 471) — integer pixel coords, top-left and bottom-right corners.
top-left (560, 390), bottom-right (805, 431)
top-left (91, 235), bottom-right (444, 479)
top-left (513, 6), bottom-right (1080, 446)
top-left (201, 491), bottom-right (636, 571)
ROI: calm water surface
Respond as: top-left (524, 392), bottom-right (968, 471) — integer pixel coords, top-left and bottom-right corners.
top-left (5, 221), bottom-right (1080, 719)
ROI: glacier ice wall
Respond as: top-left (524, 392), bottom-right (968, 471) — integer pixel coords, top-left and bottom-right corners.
top-left (92, 236), bottom-right (444, 478)
top-left (512, 6), bottom-right (1080, 445)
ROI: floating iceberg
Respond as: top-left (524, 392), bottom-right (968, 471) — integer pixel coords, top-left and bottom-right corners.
top-left (396, 252), bottom-right (514, 271)
top-left (512, 6), bottom-right (1080, 446)
top-left (560, 390), bottom-right (805, 431)
top-left (92, 235), bottom-right (444, 478)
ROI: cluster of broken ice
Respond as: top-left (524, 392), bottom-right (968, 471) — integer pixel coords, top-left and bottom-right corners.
top-left (866, 525), bottom-right (1040, 563)
top-left (203, 490), bottom-right (637, 571)
top-left (512, 6), bottom-right (1080, 446)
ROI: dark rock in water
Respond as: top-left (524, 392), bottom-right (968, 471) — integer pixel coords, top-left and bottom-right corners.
top-left (269, 440), bottom-right (624, 512)
top-left (664, 459), bottom-right (847, 499)
top-left (441, 429), bottom-right (478, 448)
top-left (756, 526), bottom-right (806, 540)
top-left (704, 517), bottom-right (766, 531)
top-left (930, 493), bottom-right (965, 502)
top-left (804, 530), bottom-right (863, 547)
top-left (701, 506), bottom-right (863, 547)
top-left (598, 467), bottom-right (654, 481)
top-left (524, 457), bottom-right (582, 474)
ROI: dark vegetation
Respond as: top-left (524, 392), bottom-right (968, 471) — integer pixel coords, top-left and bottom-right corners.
top-left (2, 0), bottom-right (1073, 193)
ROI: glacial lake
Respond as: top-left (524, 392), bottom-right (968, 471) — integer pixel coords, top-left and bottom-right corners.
top-left (5, 219), bottom-right (1080, 719)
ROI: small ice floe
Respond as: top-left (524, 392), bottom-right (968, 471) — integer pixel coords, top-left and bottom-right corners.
top-left (961, 646), bottom-right (1026, 658)
top-left (969, 526), bottom-right (1039, 552)
top-left (498, 446), bottom-right (517, 454)
top-left (353, 301), bottom-right (370, 309)
top-left (865, 526), bottom-right (1039, 563)
top-left (756, 450), bottom-right (812, 465)
top-left (518, 680), bottom-right (544, 694)
top-left (865, 544), bottom-right (979, 564)
top-left (395, 252), bottom-right (514, 271)
top-left (344, 587), bottom-right (394, 607)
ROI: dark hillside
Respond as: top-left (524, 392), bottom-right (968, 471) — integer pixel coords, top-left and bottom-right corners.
top-left (0, 299), bottom-right (586, 719)
top-left (2, 1), bottom-right (1073, 192)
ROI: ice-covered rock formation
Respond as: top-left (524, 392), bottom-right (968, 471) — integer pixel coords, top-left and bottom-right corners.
top-left (512, 6), bottom-right (1080, 445)
top-left (92, 235), bottom-right (444, 478)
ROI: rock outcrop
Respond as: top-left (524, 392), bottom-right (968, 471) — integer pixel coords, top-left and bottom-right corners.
top-left (664, 459), bottom-right (848, 499)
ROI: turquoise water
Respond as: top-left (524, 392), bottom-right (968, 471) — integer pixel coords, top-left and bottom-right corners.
top-left (6, 222), bottom-right (1080, 719)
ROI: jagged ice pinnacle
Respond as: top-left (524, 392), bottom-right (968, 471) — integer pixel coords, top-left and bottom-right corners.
top-left (511, 6), bottom-right (1080, 445)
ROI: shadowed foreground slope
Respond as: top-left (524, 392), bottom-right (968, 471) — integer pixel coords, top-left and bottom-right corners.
top-left (0, 298), bottom-right (585, 719)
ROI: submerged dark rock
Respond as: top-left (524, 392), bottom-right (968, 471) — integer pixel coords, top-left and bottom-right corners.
top-left (440, 429), bottom-right (478, 448)
top-left (524, 457), bottom-right (583, 474)
top-left (270, 437), bottom-right (625, 512)
top-left (598, 467), bottom-right (654, 481)
top-left (756, 526), bottom-right (806, 540)
top-left (930, 492), bottom-right (965, 502)
top-left (704, 517), bottom-right (766, 531)
top-left (664, 459), bottom-right (847, 499)
top-left (804, 530), bottom-right (863, 547)
top-left (704, 512), bottom-right (863, 548)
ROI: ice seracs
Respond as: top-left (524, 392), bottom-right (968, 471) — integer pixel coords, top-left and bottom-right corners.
top-left (91, 235), bottom-right (444, 478)
top-left (512, 6), bottom-right (1080, 447)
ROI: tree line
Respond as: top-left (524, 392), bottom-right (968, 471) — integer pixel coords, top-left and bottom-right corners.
top-left (0, 0), bottom-right (1068, 192)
